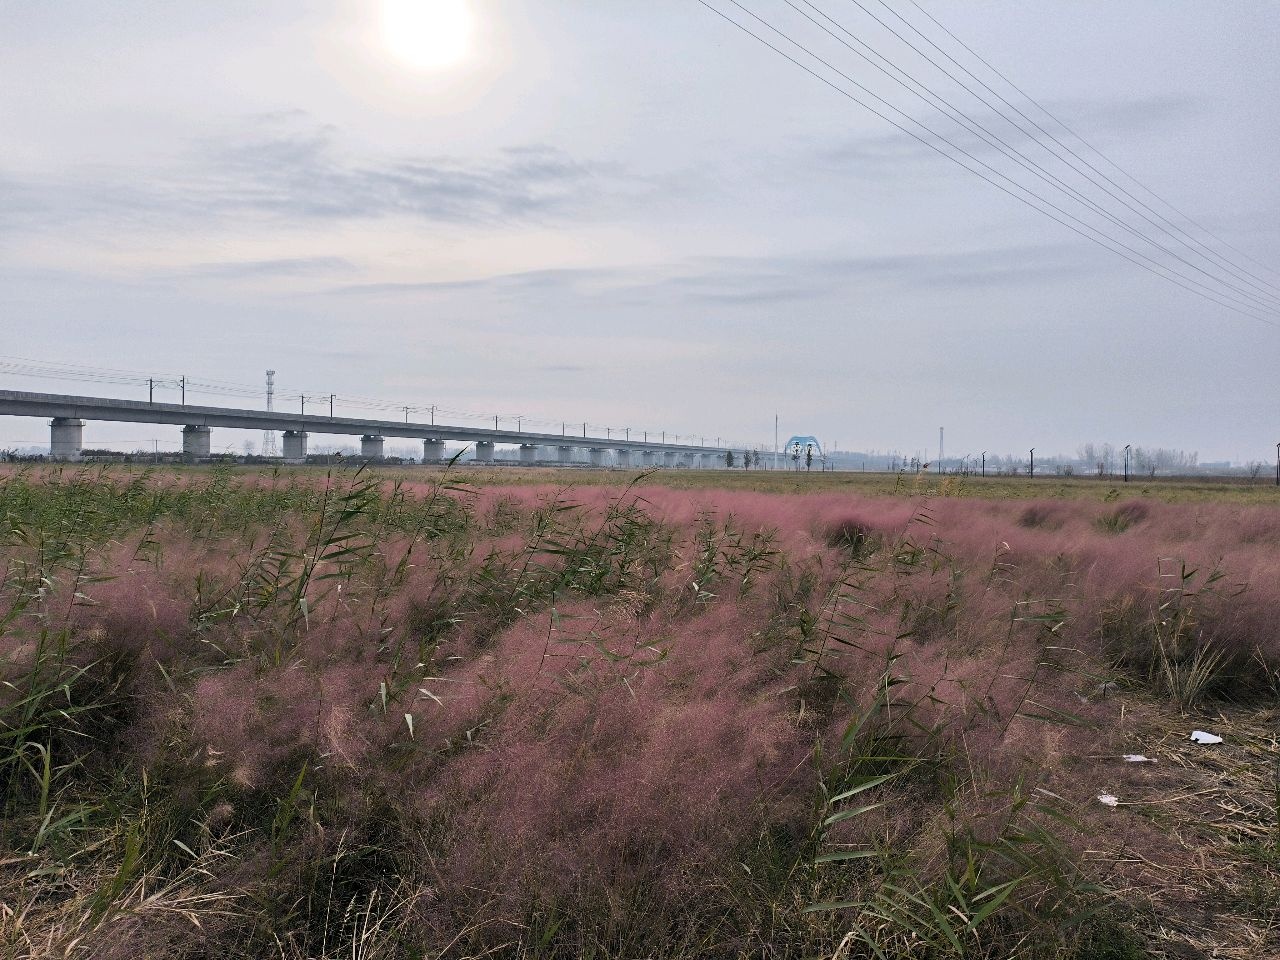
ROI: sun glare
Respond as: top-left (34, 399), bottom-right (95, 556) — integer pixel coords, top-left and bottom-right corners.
top-left (381, 0), bottom-right (475, 71)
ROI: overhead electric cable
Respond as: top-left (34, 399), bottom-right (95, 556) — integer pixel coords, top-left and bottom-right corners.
top-left (788, 0), bottom-right (1280, 313)
top-left (886, 0), bottom-right (1280, 301)
top-left (695, 0), bottom-right (1277, 325)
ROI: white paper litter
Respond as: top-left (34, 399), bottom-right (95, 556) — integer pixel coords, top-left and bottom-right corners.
top-left (1122, 754), bottom-right (1155, 763)
top-left (1189, 731), bottom-right (1223, 745)
top-left (1097, 794), bottom-right (1119, 807)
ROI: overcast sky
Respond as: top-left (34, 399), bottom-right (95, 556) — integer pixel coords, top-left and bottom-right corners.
top-left (3, 1), bottom-right (1278, 461)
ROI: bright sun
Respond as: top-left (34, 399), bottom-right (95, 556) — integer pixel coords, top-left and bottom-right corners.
top-left (381, 0), bottom-right (475, 71)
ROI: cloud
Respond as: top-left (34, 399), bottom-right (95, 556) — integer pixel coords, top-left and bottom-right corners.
top-left (325, 265), bottom-right (628, 299)
top-left (178, 256), bottom-right (357, 279)
top-left (195, 126), bottom-right (615, 223)
top-left (815, 94), bottom-right (1204, 179)
top-left (317, 242), bottom-right (1108, 312)
top-left (0, 115), bottom-right (640, 237)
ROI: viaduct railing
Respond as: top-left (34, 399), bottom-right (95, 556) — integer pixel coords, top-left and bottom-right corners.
top-left (0, 390), bottom-right (729, 467)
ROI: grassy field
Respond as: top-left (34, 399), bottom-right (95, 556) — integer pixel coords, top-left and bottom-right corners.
top-left (400, 464), bottom-right (1280, 505)
top-left (1, 463), bottom-right (1277, 959)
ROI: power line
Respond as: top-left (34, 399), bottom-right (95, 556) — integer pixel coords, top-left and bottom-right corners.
top-left (695, 0), bottom-right (1278, 326)
top-left (891, 0), bottom-right (1280, 300)
top-left (729, 0), bottom-right (1280, 317)
top-left (788, 0), bottom-right (1280, 314)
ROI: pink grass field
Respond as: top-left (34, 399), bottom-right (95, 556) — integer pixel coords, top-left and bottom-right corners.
top-left (2, 470), bottom-right (1277, 958)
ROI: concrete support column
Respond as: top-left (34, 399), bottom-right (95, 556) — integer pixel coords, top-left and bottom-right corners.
top-left (360, 435), bottom-right (385, 460)
top-left (519, 444), bottom-right (538, 464)
top-left (474, 441), bottom-right (495, 463)
top-left (182, 425), bottom-right (211, 458)
top-left (422, 439), bottom-right (445, 462)
top-left (282, 430), bottom-right (308, 462)
top-left (614, 449), bottom-right (632, 468)
top-left (588, 448), bottom-right (607, 467)
top-left (641, 451), bottom-right (657, 466)
top-left (663, 451), bottom-right (678, 468)
top-left (702, 453), bottom-right (717, 469)
top-left (557, 445), bottom-right (576, 464)
top-left (50, 418), bottom-right (84, 462)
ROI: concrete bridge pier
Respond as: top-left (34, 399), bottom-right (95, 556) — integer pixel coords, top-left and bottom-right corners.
top-left (360, 435), bottom-right (385, 460)
top-left (50, 417), bottom-right (84, 462)
top-left (641, 451), bottom-right (657, 467)
top-left (422, 439), bottom-right (445, 462)
top-left (662, 451), bottom-right (678, 468)
top-left (519, 444), bottom-right (538, 465)
top-left (182, 425), bottom-right (211, 459)
top-left (614, 449), bottom-right (632, 468)
top-left (474, 441), bottom-right (495, 463)
top-left (282, 430), bottom-right (308, 462)
top-left (701, 453), bottom-right (718, 469)
top-left (557, 445), bottom-right (576, 464)
top-left (588, 448), bottom-right (607, 467)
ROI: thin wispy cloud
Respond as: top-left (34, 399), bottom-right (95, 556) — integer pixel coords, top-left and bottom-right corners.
top-left (0, 116), bottom-right (643, 236)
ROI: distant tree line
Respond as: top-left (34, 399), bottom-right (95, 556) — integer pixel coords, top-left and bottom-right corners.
top-left (1077, 443), bottom-right (1198, 477)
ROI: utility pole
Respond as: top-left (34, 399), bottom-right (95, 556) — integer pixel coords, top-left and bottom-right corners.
top-left (263, 370), bottom-right (277, 458)
top-left (403, 405), bottom-right (410, 423)
top-left (1124, 444), bottom-right (1131, 483)
top-left (300, 394), bottom-right (307, 415)
top-left (148, 378), bottom-right (154, 404)
top-left (430, 404), bottom-right (435, 425)
top-left (180, 376), bottom-right (186, 405)
top-left (981, 451), bottom-right (986, 477)
top-left (1275, 442), bottom-right (1279, 487)
top-left (774, 413), bottom-right (779, 472)
top-left (494, 415), bottom-right (498, 430)
top-left (330, 394), bottom-right (335, 418)
top-left (517, 416), bottom-right (523, 433)
top-left (1029, 447), bottom-right (1035, 478)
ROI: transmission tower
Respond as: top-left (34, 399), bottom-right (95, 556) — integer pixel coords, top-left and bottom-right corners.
top-left (263, 369), bottom-right (278, 457)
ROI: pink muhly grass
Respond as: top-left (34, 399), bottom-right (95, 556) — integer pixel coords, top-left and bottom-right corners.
top-left (414, 597), bottom-right (814, 918)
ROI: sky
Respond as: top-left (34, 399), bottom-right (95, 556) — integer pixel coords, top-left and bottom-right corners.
top-left (2, 0), bottom-right (1279, 461)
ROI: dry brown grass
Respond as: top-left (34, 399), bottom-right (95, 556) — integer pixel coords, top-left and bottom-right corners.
top-left (1079, 697), bottom-right (1279, 958)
